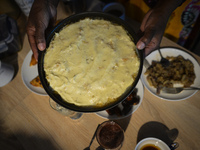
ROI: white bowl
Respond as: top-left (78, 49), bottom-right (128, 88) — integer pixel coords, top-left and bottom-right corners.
top-left (135, 137), bottom-right (170, 150)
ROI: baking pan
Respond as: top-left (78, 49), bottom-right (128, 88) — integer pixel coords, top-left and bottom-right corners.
top-left (38, 12), bottom-right (143, 112)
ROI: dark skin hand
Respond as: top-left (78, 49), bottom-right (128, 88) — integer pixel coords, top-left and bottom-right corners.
top-left (137, 0), bottom-right (184, 55)
top-left (136, 8), bottom-right (168, 56)
top-left (27, 0), bottom-right (184, 60)
top-left (27, 0), bottom-right (58, 61)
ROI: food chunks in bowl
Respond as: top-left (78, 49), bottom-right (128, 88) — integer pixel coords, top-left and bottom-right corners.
top-left (145, 55), bottom-right (196, 94)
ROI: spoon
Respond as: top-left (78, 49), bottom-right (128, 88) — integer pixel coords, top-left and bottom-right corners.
top-left (84, 124), bottom-right (100, 150)
top-left (162, 87), bottom-right (200, 94)
top-left (158, 48), bottom-right (170, 67)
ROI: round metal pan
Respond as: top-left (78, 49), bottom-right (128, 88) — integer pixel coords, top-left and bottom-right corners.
top-left (38, 12), bottom-right (143, 113)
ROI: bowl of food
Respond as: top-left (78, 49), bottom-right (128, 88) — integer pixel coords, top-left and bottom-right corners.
top-left (141, 47), bottom-right (200, 101)
top-left (38, 12), bottom-right (143, 112)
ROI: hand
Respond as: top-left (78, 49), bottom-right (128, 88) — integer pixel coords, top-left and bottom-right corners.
top-left (136, 8), bottom-right (169, 56)
top-left (136, 0), bottom-right (183, 56)
top-left (27, 0), bottom-right (58, 60)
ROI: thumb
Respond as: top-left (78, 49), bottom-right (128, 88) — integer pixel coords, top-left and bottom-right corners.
top-left (136, 27), bottom-right (155, 50)
top-left (35, 23), bottom-right (47, 51)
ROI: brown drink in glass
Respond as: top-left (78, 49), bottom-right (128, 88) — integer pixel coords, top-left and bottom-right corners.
top-left (96, 121), bottom-right (124, 149)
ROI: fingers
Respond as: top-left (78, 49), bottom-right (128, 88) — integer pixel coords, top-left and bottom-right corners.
top-left (137, 10), bottom-right (155, 52)
top-left (137, 27), bottom-right (162, 56)
top-left (144, 39), bottom-right (159, 56)
top-left (140, 10), bottom-right (153, 32)
top-left (27, 27), bottom-right (39, 61)
top-left (27, 21), bottom-right (47, 61)
top-left (137, 8), bottom-right (167, 56)
top-left (26, 0), bottom-right (58, 62)
top-left (35, 22), bottom-right (46, 51)
top-left (136, 27), bottom-right (155, 50)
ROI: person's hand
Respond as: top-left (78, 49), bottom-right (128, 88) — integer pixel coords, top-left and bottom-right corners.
top-left (136, 0), bottom-right (184, 56)
top-left (27, 0), bottom-right (58, 60)
top-left (136, 8), bottom-right (169, 56)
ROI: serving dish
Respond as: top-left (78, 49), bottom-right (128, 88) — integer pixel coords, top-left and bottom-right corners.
top-left (141, 47), bottom-right (200, 101)
top-left (38, 12), bottom-right (143, 112)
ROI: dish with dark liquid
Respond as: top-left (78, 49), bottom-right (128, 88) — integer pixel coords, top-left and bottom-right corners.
top-left (96, 121), bottom-right (124, 149)
top-left (140, 144), bottom-right (161, 150)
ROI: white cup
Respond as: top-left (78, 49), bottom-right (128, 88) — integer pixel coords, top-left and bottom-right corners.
top-left (135, 137), bottom-right (170, 150)
top-left (102, 2), bottom-right (125, 20)
top-left (0, 60), bottom-right (14, 87)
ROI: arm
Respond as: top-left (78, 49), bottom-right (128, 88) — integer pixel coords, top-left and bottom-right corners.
top-left (136, 0), bottom-right (185, 55)
top-left (26, 0), bottom-right (59, 60)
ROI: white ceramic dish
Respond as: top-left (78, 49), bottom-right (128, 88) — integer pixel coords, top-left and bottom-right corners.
top-left (141, 47), bottom-right (200, 101)
top-left (135, 137), bottom-right (170, 150)
top-left (96, 80), bottom-right (144, 119)
top-left (21, 50), bottom-right (47, 96)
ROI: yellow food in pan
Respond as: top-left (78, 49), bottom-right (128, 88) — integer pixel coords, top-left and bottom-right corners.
top-left (44, 18), bottom-right (140, 106)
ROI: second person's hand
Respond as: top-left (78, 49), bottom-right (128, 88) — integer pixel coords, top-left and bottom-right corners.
top-left (136, 0), bottom-right (185, 56)
top-left (136, 8), bottom-right (168, 56)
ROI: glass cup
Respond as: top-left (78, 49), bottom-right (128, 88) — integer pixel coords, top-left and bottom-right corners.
top-left (49, 98), bottom-right (82, 120)
top-left (96, 121), bottom-right (124, 150)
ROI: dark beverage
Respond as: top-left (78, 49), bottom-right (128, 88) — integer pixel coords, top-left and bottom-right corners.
top-left (140, 144), bottom-right (161, 150)
top-left (96, 121), bottom-right (124, 149)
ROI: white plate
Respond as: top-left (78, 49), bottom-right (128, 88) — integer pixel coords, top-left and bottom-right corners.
top-left (141, 47), bottom-right (200, 101)
top-left (21, 50), bottom-right (47, 96)
top-left (96, 80), bottom-right (144, 119)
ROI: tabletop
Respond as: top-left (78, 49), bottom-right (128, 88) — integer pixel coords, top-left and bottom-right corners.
top-left (1, 3), bottom-right (200, 150)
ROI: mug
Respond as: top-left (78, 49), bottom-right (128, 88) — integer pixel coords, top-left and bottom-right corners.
top-left (135, 137), bottom-right (171, 150)
top-left (102, 2), bottom-right (125, 20)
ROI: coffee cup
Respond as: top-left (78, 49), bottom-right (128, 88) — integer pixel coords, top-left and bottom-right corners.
top-left (102, 2), bottom-right (125, 20)
top-left (135, 137), bottom-right (170, 150)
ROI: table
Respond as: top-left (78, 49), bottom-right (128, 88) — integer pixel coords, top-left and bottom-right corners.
top-left (1, 3), bottom-right (200, 150)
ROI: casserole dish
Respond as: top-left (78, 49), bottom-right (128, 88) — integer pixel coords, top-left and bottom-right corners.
top-left (38, 12), bottom-right (143, 112)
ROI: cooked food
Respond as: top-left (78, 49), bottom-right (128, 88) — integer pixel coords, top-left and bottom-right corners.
top-left (44, 18), bottom-right (140, 107)
top-left (145, 55), bottom-right (196, 94)
top-left (30, 54), bottom-right (37, 66)
top-left (30, 75), bottom-right (43, 88)
top-left (29, 54), bottom-right (42, 88)
top-left (106, 88), bottom-right (140, 116)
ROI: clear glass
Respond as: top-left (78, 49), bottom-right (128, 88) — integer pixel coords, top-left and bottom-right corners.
top-left (49, 98), bottom-right (82, 120)
top-left (96, 121), bottom-right (124, 150)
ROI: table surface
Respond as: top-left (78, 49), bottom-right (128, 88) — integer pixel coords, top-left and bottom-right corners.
top-left (1, 3), bottom-right (200, 150)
